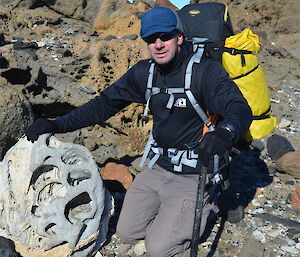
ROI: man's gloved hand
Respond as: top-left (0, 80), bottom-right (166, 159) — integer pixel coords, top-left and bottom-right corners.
top-left (25, 118), bottom-right (58, 142)
top-left (195, 127), bottom-right (233, 167)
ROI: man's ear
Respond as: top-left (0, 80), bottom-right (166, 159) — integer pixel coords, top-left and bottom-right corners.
top-left (177, 33), bottom-right (184, 46)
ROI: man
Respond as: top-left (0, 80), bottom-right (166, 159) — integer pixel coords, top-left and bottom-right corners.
top-left (26, 7), bottom-right (252, 257)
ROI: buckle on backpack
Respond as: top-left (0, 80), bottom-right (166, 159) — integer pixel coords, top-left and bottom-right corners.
top-left (167, 149), bottom-right (178, 158)
top-left (187, 150), bottom-right (198, 160)
top-left (159, 88), bottom-right (169, 94)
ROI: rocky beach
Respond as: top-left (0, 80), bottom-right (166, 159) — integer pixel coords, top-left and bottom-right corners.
top-left (0, 0), bottom-right (299, 256)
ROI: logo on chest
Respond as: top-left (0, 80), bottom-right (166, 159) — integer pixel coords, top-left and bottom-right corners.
top-left (174, 98), bottom-right (187, 108)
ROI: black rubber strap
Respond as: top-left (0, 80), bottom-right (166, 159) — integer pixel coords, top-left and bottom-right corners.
top-left (232, 64), bottom-right (259, 80)
top-left (223, 47), bottom-right (252, 55)
top-left (252, 106), bottom-right (271, 120)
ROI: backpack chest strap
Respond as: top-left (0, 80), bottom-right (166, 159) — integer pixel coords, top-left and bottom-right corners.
top-left (144, 87), bottom-right (186, 116)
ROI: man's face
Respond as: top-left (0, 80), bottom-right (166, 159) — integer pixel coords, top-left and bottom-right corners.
top-left (144, 31), bottom-right (184, 66)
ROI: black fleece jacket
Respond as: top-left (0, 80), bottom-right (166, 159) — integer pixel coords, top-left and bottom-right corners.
top-left (55, 48), bottom-right (252, 171)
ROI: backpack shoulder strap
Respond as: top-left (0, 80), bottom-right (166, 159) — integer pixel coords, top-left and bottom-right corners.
top-left (184, 45), bottom-right (214, 132)
top-left (145, 62), bottom-right (155, 101)
top-left (144, 62), bottom-right (155, 116)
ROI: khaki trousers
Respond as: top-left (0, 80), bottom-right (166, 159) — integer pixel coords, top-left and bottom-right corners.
top-left (116, 164), bottom-right (219, 257)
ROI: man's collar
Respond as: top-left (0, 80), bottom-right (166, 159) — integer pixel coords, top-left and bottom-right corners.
top-left (155, 47), bottom-right (187, 74)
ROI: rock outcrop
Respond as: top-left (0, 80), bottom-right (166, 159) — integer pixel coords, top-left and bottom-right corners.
top-left (0, 84), bottom-right (33, 160)
top-left (0, 134), bottom-right (112, 257)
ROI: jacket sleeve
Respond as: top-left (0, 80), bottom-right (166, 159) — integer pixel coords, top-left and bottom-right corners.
top-left (195, 59), bottom-right (253, 143)
top-left (54, 61), bottom-right (148, 133)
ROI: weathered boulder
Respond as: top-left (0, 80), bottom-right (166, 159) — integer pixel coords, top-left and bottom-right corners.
top-left (0, 134), bottom-right (112, 257)
top-left (267, 134), bottom-right (295, 161)
top-left (0, 236), bottom-right (21, 257)
top-left (101, 162), bottom-right (133, 190)
top-left (93, 0), bottom-right (136, 31)
top-left (0, 41), bottom-right (95, 111)
top-left (154, 0), bottom-right (178, 9)
top-left (291, 186), bottom-right (300, 212)
top-left (0, 84), bottom-right (33, 160)
top-left (275, 151), bottom-right (300, 179)
top-left (10, 0), bottom-right (105, 23)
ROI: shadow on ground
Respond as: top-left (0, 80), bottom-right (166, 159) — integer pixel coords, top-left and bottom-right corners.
top-left (196, 148), bottom-right (274, 257)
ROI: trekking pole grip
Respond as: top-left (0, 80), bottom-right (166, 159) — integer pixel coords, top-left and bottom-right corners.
top-left (190, 160), bottom-right (208, 257)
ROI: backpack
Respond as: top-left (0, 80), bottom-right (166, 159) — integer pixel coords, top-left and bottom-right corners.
top-left (177, 2), bottom-right (277, 142)
top-left (222, 29), bottom-right (277, 141)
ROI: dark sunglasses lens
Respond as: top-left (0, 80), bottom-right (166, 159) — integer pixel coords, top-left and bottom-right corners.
top-left (144, 36), bottom-right (157, 44)
top-left (160, 33), bottom-right (176, 41)
top-left (144, 32), bottom-right (177, 44)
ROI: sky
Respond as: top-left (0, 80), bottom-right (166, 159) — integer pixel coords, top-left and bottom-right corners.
top-left (127, 1), bottom-right (190, 9)
top-left (169, 0), bottom-right (190, 9)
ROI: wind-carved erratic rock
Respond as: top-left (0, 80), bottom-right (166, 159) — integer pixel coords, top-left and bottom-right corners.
top-left (0, 85), bottom-right (33, 160)
top-left (0, 134), bottom-right (112, 257)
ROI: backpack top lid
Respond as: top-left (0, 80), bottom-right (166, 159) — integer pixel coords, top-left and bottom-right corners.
top-left (177, 2), bottom-right (233, 42)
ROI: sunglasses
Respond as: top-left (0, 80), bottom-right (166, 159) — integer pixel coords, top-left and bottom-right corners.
top-left (143, 31), bottom-right (178, 44)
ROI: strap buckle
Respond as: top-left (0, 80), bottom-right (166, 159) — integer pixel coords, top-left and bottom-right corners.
top-left (159, 88), bottom-right (169, 94)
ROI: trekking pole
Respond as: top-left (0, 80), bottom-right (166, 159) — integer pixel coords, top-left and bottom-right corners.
top-left (190, 159), bottom-right (207, 257)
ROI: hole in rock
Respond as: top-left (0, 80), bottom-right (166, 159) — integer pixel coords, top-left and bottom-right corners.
top-left (29, 0), bottom-right (46, 9)
top-left (1, 67), bottom-right (31, 84)
top-left (99, 55), bottom-right (110, 63)
top-left (82, 0), bottom-right (87, 9)
top-left (65, 192), bottom-right (92, 223)
top-left (82, 64), bottom-right (90, 70)
top-left (31, 205), bottom-right (38, 214)
top-left (45, 223), bottom-right (56, 234)
top-left (32, 102), bottom-right (76, 118)
top-left (67, 170), bottom-right (91, 186)
top-left (61, 148), bottom-right (88, 165)
top-left (0, 56), bottom-right (9, 69)
top-left (38, 183), bottom-right (67, 205)
top-left (121, 116), bottom-right (132, 123)
top-left (30, 165), bottom-right (60, 187)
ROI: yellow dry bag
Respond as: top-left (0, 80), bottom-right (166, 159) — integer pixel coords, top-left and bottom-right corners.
top-left (222, 29), bottom-right (277, 141)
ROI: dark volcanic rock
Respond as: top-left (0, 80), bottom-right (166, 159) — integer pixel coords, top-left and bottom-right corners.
top-left (0, 85), bottom-right (33, 160)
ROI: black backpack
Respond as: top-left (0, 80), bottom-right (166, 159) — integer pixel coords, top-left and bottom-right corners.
top-left (178, 2), bottom-right (234, 61)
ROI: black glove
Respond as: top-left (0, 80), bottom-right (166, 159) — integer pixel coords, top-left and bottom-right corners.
top-left (25, 118), bottom-right (58, 142)
top-left (195, 127), bottom-right (233, 167)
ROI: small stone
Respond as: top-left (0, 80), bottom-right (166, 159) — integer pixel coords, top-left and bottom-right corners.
top-left (285, 239), bottom-right (296, 245)
top-left (121, 34), bottom-right (138, 40)
top-left (115, 244), bottom-right (131, 255)
top-left (253, 230), bottom-right (266, 243)
top-left (251, 199), bottom-right (261, 207)
top-left (248, 206), bottom-right (264, 214)
top-left (296, 242), bottom-right (300, 250)
top-left (95, 252), bottom-right (103, 257)
top-left (100, 162), bottom-right (133, 190)
top-left (133, 240), bottom-right (146, 256)
top-left (104, 35), bottom-right (118, 41)
top-left (278, 118), bottom-right (291, 128)
top-left (276, 151), bottom-right (300, 179)
top-left (280, 245), bottom-right (299, 255)
top-left (56, 48), bottom-right (73, 57)
top-left (35, 41), bottom-right (46, 47)
top-left (268, 229), bottom-right (282, 238)
top-left (291, 186), bottom-right (300, 212)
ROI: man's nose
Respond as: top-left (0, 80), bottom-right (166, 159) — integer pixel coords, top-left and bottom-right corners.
top-left (154, 38), bottom-right (164, 49)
